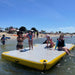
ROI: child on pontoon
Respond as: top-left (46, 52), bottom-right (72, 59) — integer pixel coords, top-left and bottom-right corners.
top-left (46, 35), bottom-right (55, 48)
top-left (16, 31), bottom-right (25, 50)
top-left (27, 30), bottom-right (34, 50)
top-left (55, 34), bottom-right (70, 55)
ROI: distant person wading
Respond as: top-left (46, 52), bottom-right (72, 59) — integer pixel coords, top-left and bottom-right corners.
top-left (1, 34), bottom-right (6, 45)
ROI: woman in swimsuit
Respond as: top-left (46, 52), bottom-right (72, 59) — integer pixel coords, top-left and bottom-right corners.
top-left (16, 31), bottom-right (25, 50)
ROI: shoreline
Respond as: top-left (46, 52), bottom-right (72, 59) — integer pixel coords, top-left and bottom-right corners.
top-left (0, 32), bottom-right (74, 40)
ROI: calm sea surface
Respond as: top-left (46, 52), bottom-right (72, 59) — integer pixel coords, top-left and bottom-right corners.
top-left (0, 36), bottom-right (75, 75)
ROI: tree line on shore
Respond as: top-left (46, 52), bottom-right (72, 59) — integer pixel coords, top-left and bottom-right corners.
top-left (5, 26), bottom-right (38, 33)
top-left (0, 26), bottom-right (75, 34)
top-left (0, 26), bottom-right (38, 34)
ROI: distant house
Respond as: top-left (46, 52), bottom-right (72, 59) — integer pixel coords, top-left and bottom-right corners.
top-left (8, 28), bottom-right (16, 34)
top-left (0, 28), bottom-right (3, 32)
top-left (0, 29), bottom-right (3, 32)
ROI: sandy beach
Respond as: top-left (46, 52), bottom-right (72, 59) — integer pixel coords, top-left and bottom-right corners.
top-left (0, 32), bottom-right (74, 40)
top-left (0, 32), bottom-right (17, 40)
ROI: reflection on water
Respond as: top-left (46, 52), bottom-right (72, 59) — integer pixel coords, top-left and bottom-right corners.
top-left (0, 45), bottom-right (6, 50)
top-left (0, 37), bottom-right (75, 75)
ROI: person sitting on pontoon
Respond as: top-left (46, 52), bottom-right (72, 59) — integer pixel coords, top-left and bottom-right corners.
top-left (43, 35), bottom-right (55, 48)
top-left (55, 34), bottom-right (71, 55)
top-left (46, 35), bottom-right (55, 48)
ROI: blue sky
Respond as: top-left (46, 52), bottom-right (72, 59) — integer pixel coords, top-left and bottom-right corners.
top-left (0, 0), bottom-right (75, 33)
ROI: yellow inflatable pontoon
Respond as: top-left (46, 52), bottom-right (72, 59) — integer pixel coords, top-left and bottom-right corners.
top-left (1, 44), bottom-right (75, 70)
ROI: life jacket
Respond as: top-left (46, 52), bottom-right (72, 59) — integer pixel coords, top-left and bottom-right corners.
top-left (57, 39), bottom-right (64, 47)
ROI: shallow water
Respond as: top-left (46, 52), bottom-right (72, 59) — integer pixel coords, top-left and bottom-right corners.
top-left (0, 36), bottom-right (75, 75)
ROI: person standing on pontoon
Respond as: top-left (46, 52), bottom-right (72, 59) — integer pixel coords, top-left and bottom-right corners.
top-left (16, 31), bottom-right (25, 50)
top-left (27, 30), bottom-right (34, 50)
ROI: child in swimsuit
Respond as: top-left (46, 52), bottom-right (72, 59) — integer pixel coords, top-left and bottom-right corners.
top-left (27, 31), bottom-right (33, 50)
top-left (16, 31), bottom-right (25, 50)
top-left (1, 34), bottom-right (6, 45)
top-left (46, 35), bottom-right (55, 48)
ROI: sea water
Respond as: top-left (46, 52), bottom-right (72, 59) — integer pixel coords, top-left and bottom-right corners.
top-left (0, 36), bottom-right (75, 75)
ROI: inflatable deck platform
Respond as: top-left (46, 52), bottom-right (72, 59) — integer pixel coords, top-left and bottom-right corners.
top-left (1, 44), bottom-right (75, 70)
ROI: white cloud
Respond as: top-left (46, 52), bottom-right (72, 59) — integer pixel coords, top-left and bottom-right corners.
top-left (58, 26), bottom-right (75, 33)
top-left (44, 26), bottom-right (75, 33)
